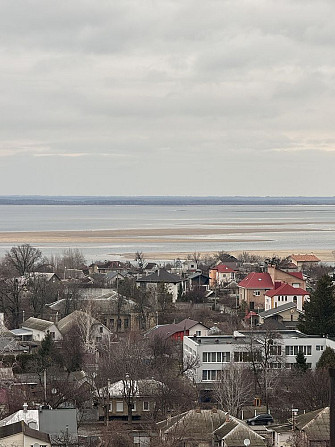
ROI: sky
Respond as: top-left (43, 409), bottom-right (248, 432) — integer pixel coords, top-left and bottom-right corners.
top-left (0, 0), bottom-right (335, 196)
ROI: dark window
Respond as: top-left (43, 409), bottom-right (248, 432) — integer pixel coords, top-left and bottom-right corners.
top-left (110, 319), bottom-right (114, 328)
top-left (124, 318), bottom-right (129, 329)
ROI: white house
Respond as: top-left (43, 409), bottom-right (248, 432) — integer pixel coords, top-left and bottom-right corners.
top-left (183, 331), bottom-right (335, 384)
top-left (21, 317), bottom-right (62, 342)
top-left (264, 282), bottom-right (309, 312)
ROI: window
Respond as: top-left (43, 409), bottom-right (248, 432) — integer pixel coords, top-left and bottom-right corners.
top-left (196, 330), bottom-right (201, 336)
top-left (270, 345), bottom-right (282, 356)
top-left (116, 401), bottom-right (124, 412)
top-left (316, 345), bottom-right (324, 351)
top-left (124, 318), bottom-right (129, 329)
top-left (293, 296), bottom-right (297, 303)
top-left (254, 291), bottom-right (261, 296)
top-left (202, 352), bottom-right (230, 363)
top-left (143, 401), bottom-right (149, 411)
top-left (110, 319), bottom-right (115, 328)
top-left (202, 370), bottom-right (220, 381)
top-left (250, 302), bottom-right (255, 310)
top-left (117, 319), bottom-right (122, 329)
top-left (50, 332), bottom-right (55, 339)
top-left (132, 402), bottom-right (136, 411)
top-left (285, 345), bottom-right (312, 356)
top-left (99, 326), bottom-right (104, 333)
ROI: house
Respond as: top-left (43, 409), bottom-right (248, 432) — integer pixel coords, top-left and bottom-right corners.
top-left (57, 310), bottom-right (111, 347)
top-left (142, 262), bottom-right (158, 275)
top-left (294, 407), bottom-right (329, 447)
top-left (99, 378), bottom-right (162, 421)
top-left (187, 272), bottom-right (210, 291)
top-left (213, 415), bottom-right (266, 447)
top-left (0, 421), bottom-right (51, 447)
top-left (259, 302), bottom-right (303, 329)
top-left (209, 264), bottom-right (237, 288)
top-left (183, 331), bottom-right (335, 385)
top-left (21, 317), bottom-right (62, 342)
top-left (86, 293), bottom-right (156, 332)
top-left (136, 268), bottom-right (186, 303)
top-left (238, 273), bottom-right (274, 310)
top-left (264, 282), bottom-right (309, 312)
top-left (267, 265), bottom-right (306, 289)
top-left (88, 261), bottom-right (128, 275)
top-left (104, 271), bottom-right (126, 287)
top-left (146, 318), bottom-right (209, 342)
top-left (0, 406), bottom-right (78, 444)
top-left (290, 254), bottom-right (321, 271)
top-left (157, 408), bottom-right (227, 447)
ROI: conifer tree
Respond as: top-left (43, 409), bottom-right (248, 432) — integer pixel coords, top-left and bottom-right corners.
top-left (295, 350), bottom-right (308, 373)
top-left (316, 346), bottom-right (335, 369)
top-left (298, 275), bottom-right (335, 336)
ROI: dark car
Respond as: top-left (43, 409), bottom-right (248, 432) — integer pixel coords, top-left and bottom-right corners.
top-left (246, 414), bottom-right (274, 426)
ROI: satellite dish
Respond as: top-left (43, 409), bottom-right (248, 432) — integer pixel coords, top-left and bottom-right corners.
top-left (244, 439), bottom-right (250, 447)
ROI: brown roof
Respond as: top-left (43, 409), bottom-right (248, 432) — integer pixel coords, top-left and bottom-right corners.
top-left (0, 421), bottom-right (50, 444)
top-left (291, 254), bottom-right (320, 262)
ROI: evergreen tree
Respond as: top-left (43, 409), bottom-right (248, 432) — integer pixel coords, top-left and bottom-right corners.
top-left (316, 346), bottom-right (335, 369)
top-left (298, 275), bottom-right (335, 336)
top-left (295, 350), bottom-right (308, 373)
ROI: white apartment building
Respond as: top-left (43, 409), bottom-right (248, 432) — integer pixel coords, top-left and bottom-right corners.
top-left (183, 330), bottom-right (335, 384)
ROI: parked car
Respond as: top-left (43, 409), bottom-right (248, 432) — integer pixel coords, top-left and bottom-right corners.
top-left (246, 414), bottom-right (274, 426)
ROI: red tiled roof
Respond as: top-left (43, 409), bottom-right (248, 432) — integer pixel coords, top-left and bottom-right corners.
top-left (238, 272), bottom-right (273, 289)
top-left (212, 264), bottom-right (236, 273)
top-left (288, 271), bottom-right (304, 280)
top-left (265, 283), bottom-right (309, 297)
top-left (291, 254), bottom-right (320, 262)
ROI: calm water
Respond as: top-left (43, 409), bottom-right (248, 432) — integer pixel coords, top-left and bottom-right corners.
top-left (0, 204), bottom-right (335, 260)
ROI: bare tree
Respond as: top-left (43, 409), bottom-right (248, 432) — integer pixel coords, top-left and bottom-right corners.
top-left (5, 244), bottom-right (42, 276)
top-left (135, 251), bottom-right (145, 272)
top-left (213, 363), bottom-right (253, 417)
top-left (246, 330), bottom-right (284, 412)
top-left (0, 278), bottom-right (24, 328)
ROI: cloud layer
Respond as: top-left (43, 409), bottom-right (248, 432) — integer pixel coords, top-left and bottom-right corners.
top-left (0, 0), bottom-right (334, 195)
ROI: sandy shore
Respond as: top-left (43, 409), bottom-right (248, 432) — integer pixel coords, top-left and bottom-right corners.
top-left (0, 226), bottom-right (328, 244)
top-left (0, 227), bottom-right (333, 263)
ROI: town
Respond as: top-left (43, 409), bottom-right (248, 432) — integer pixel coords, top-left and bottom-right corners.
top-left (0, 244), bottom-right (333, 446)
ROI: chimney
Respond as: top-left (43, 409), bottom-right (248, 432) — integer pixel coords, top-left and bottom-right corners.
top-left (195, 407), bottom-right (201, 413)
top-left (23, 403), bottom-right (28, 413)
top-left (225, 412), bottom-right (230, 422)
top-left (212, 407), bottom-right (217, 413)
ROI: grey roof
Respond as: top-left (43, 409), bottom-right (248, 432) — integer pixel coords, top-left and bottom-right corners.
top-left (10, 328), bottom-right (33, 336)
top-left (161, 409), bottom-right (227, 441)
top-left (0, 421), bottom-right (50, 444)
top-left (137, 268), bottom-right (183, 283)
top-left (259, 302), bottom-right (299, 318)
top-left (295, 407), bottom-right (329, 441)
top-left (22, 317), bottom-right (54, 332)
top-left (214, 419), bottom-right (266, 447)
top-left (57, 310), bottom-right (104, 335)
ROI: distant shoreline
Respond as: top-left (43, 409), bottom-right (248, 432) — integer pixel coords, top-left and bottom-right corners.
top-left (1, 196), bottom-right (335, 205)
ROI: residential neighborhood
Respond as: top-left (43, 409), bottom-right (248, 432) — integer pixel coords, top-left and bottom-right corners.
top-left (0, 244), bottom-right (333, 446)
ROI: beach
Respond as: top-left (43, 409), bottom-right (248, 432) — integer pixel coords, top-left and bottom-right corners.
top-left (0, 227), bottom-right (333, 262)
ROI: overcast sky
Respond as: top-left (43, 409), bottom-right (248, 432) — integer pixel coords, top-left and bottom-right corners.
top-left (0, 0), bottom-right (335, 196)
